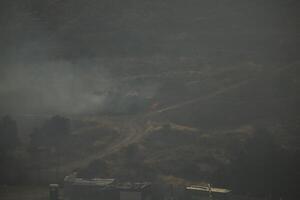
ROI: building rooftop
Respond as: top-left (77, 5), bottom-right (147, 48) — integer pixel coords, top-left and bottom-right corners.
top-left (71, 178), bottom-right (115, 187)
top-left (64, 174), bottom-right (150, 191)
top-left (186, 185), bottom-right (231, 194)
top-left (116, 182), bottom-right (151, 191)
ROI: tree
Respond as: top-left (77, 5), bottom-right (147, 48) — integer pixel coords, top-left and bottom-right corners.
top-left (77, 159), bottom-right (110, 178)
top-left (0, 115), bottom-right (19, 152)
top-left (28, 115), bottom-right (71, 161)
top-left (31, 115), bottom-right (71, 148)
top-left (43, 115), bottom-right (70, 137)
top-left (228, 128), bottom-right (300, 199)
top-left (0, 115), bottom-right (23, 184)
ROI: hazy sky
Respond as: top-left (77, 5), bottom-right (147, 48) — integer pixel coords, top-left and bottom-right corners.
top-left (0, 0), bottom-right (299, 115)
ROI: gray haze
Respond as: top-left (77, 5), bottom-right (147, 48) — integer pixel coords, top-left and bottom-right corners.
top-left (0, 0), bottom-right (299, 115)
top-left (0, 1), bottom-right (300, 199)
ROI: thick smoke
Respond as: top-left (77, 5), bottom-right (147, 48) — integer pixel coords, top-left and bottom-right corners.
top-left (0, 0), bottom-right (298, 116)
top-left (0, 60), bottom-right (114, 115)
top-left (0, 1), bottom-right (162, 116)
top-left (0, 4), bottom-right (110, 115)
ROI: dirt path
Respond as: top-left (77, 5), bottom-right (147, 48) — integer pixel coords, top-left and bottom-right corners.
top-left (61, 115), bottom-right (150, 172)
top-left (61, 64), bottom-right (296, 173)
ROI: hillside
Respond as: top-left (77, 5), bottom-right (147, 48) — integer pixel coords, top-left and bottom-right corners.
top-left (14, 62), bottom-right (297, 199)
top-left (0, 0), bottom-right (299, 199)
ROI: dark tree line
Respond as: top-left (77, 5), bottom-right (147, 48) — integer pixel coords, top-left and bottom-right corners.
top-left (214, 128), bottom-right (300, 199)
top-left (0, 115), bottom-right (71, 184)
top-left (29, 115), bottom-right (70, 151)
top-left (0, 115), bottom-right (22, 184)
top-left (0, 115), bottom-right (19, 152)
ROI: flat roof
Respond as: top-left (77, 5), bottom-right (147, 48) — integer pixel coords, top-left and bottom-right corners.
top-left (116, 182), bottom-right (151, 191)
top-left (65, 176), bottom-right (150, 191)
top-left (71, 178), bottom-right (115, 187)
top-left (186, 185), bottom-right (231, 194)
